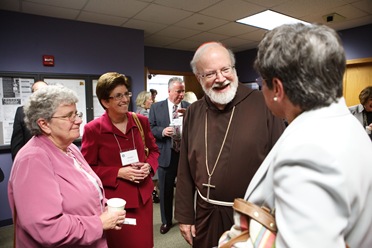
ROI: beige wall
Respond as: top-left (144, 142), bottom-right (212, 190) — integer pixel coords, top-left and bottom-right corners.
top-left (343, 58), bottom-right (372, 106)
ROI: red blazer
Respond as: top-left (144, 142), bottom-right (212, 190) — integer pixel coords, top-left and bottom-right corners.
top-left (81, 111), bottom-right (159, 209)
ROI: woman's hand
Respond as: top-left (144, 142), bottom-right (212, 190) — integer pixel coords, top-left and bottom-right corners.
top-left (100, 208), bottom-right (126, 230)
top-left (131, 162), bottom-right (152, 183)
top-left (117, 162), bottom-right (151, 183)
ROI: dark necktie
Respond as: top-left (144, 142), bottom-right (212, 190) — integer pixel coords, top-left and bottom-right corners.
top-left (172, 104), bottom-right (180, 152)
top-left (172, 104), bottom-right (178, 119)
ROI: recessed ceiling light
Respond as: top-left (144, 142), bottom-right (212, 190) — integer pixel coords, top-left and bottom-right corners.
top-left (236, 10), bottom-right (309, 30)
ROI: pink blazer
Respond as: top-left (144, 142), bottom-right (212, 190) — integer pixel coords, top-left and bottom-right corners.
top-left (8, 135), bottom-right (107, 248)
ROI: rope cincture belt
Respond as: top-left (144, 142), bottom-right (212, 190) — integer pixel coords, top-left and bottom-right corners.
top-left (197, 189), bottom-right (234, 207)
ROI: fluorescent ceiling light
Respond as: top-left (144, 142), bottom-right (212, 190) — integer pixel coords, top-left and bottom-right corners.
top-left (236, 10), bottom-right (309, 30)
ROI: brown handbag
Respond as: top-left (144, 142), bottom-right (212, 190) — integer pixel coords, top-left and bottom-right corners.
top-left (219, 198), bottom-right (350, 248)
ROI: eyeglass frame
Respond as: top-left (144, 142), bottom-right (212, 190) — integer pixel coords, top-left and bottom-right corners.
top-left (198, 65), bottom-right (235, 81)
top-left (108, 92), bottom-right (133, 101)
top-left (51, 111), bottom-right (83, 122)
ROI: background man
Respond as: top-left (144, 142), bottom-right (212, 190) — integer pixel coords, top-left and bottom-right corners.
top-left (149, 77), bottom-right (190, 234)
top-left (175, 42), bottom-right (286, 247)
top-left (10, 80), bottom-right (48, 160)
top-left (349, 86), bottom-right (372, 140)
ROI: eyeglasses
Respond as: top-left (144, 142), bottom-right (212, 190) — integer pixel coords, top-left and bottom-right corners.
top-left (109, 92), bottom-right (132, 101)
top-left (198, 66), bottom-right (235, 81)
top-left (51, 111), bottom-right (83, 122)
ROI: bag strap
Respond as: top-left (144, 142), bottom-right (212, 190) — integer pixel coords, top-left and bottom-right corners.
top-left (219, 230), bottom-right (249, 248)
top-left (233, 198), bottom-right (277, 233)
top-left (132, 112), bottom-right (149, 157)
top-left (132, 112), bottom-right (144, 141)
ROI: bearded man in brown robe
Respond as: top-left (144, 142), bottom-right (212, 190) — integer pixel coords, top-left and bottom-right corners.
top-left (175, 41), bottom-right (286, 248)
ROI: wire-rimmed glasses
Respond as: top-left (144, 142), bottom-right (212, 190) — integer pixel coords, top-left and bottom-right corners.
top-left (51, 111), bottom-right (83, 122)
top-left (198, 66), bottom-right (235, 81)
top-left (109, 92), bottom-right (132, 101)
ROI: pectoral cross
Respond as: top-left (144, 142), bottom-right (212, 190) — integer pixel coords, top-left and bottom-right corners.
top-left (202, 176), bottom-right (216, 201)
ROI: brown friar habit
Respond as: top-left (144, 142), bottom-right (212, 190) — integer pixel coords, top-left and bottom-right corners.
top-left (175, 83), bottom-right (286, 248)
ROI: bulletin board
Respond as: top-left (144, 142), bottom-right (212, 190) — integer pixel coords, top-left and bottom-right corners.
top-left (0, 72), bottom-right (100, 149)
top-left (43, 78), bottom-right (88, 137)
top-left (0, 75), bottom-right (36, 146)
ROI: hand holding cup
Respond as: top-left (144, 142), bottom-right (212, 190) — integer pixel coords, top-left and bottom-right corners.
top-left (101, 198), bottom-right (126, 230)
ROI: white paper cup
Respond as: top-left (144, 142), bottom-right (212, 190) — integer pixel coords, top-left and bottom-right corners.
top-left (107, 198), bottom-right (126, 212)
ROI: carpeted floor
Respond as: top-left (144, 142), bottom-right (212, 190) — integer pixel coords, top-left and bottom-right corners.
top-left (0, 202), bottom-right (190, 248)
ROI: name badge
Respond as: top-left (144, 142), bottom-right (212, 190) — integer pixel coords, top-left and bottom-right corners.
top-left (172, 117), bottom-right (183, 126)
top-left (120, 149), bottom-right (139, 166)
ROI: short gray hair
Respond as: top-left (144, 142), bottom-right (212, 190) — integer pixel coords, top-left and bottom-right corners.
top-left (190, 41), bottom-right (236, 75)
top-left (254, 23), bottom-right (345, 111)
top-left (24, 85), bottom-right (79, 135)
top-left (168, 77), bottom-right (184, 89)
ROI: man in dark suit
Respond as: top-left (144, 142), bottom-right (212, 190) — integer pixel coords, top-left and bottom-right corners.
top-left (10, 80), bottom-right (48, 160)
top-left (149, 77), bottom-right (190, 234)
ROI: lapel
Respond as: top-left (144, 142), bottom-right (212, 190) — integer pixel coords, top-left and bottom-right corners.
top-left (244, 141), bottom-right (278, 199)
top-left (160, 100), bottom-right (171, 125)
top-left (244, 121), bottom-right (292, 199)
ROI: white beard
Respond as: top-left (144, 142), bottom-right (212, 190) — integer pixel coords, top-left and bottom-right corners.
top-left (202, 78), bottom-right (238, 105)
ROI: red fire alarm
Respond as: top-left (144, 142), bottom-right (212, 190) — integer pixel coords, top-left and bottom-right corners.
top-left (43, 55), bottom-right (55, 66)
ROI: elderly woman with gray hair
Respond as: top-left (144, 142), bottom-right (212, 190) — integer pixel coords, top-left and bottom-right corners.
top-left (8, 85), bottom-right (125, 248)
top-left (221, 23), bottom-right (372, 248)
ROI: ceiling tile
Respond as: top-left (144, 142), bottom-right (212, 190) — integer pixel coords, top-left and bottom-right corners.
top-left (187, 32), bottom-right (230, 43)
top-left (123, 19), bottom-right (167, 36)
top-left (352, 0), bottom-right (372, 14)
top-left (200, 0), bottom-right (264, 21)
top-left (78, 11), bottom-right (128, 26)
top-left (0, 0), bottom-right (20, 11)
top-left (155, 26), bottom-right (202, 39)
top-left (174, 13), bottom-right (229, 31)
top-left (153, 0), bottom-right (222, 12)
top-left (210, 22), bottom-right (257, 36)
top-left (83, 0), bottom-right (149, 18)
top-left (166, 39), bottom-right (201, 51)
top-left (24, 0), bottom-right (87, 9)
top-left (237, 29), bottom-right (267, 42)
top-left (134, 3), bottom-right (193, 24)
top-left (334, 4), bottom-right (371, 19)
top-left (22, 1), bottom-right (80, 20)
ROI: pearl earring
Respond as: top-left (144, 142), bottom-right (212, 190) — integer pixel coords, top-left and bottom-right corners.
top-left (273, 97), bottom-right (278, 101)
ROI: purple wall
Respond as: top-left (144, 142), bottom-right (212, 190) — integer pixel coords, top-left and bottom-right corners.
top-left (339, 24), bottom-right (372, 60)
top-left (145, 47), bottom-right (194, 72)
top-left (0, 10), bottom-right (145, 95)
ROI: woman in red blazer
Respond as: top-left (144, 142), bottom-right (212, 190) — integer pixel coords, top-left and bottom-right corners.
top-left (81, 72), bottom-right (159, 248)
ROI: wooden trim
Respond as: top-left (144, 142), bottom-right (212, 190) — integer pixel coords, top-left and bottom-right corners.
top-left (346, 57), bottom-right (372, 65)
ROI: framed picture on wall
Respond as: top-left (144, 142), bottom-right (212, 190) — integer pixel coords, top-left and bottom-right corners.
top-left (0, 74), bottom-right (36, 145)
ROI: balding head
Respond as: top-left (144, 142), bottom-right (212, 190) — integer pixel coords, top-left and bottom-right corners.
top-left (190, 42), bottom-right (235, 75)
top-left (31, 81), bottom-right (48, 93)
